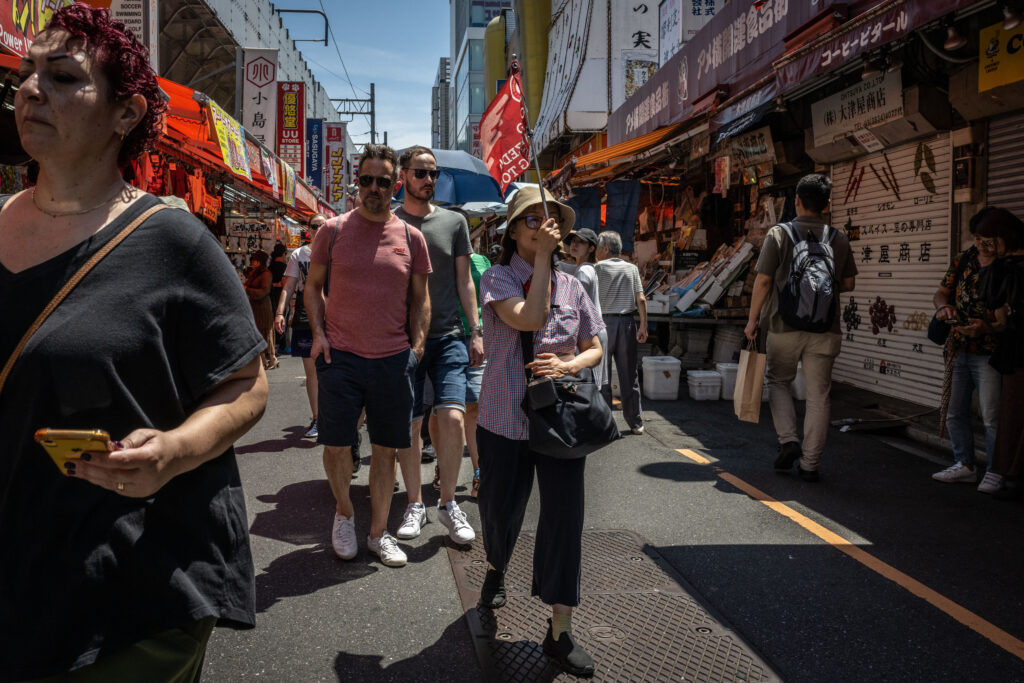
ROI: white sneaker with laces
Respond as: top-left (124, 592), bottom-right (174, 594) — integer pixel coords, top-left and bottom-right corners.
top-left (331, 514), bottom-right (358, 560)
top-left (978, 471), bottom-right (1004, 493)
top-left (631, 425), bottom-right (645, 435)
top-left (368, 532), bottom-right (407, 567)
top-left (932, 462), bottom-right (977, 483)
top-left (396, 502), bottom-right (427, 539)
top-left (438, 501), bottom-right (476, 544)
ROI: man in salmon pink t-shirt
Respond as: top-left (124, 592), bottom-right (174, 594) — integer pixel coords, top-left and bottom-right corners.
top-left (304, 144), bottom-right (432, 568)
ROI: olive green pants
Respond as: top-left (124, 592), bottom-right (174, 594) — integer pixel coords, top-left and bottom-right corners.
top-left (23, 617), bottom-right (217, 683)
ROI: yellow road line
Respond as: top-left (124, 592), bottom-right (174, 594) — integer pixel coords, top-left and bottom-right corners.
top-left (675, 448), bottom-right (1024, 661)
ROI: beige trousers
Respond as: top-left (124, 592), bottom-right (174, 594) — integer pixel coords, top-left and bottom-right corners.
top-left (765, 331), bottom-right (842, 470)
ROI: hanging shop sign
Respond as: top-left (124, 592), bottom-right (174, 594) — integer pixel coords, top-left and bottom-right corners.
top-left (978, 21), bottom-right (1024, 92)
top-left (659, 0), bottom-right (683, 66)
top-left (830, 133), bottom-right (951, 407)
top-left (276, 82), bottom-right (305, 176)
top-left (0, 0), bottom-right (73, 56)
top-left (305, 118), bottom-right (324, 191)
top-left (728, 125), bottom-right (775, 166)
top-left (241, 48), bottom-right (278, 147)
top-left (295, 181), bottom-right (315, 211)
top-left (610, 0), bottom-right (827, 144)
top-left (208, 99), bottom-right (252, 181)
top-left (259, 147), bottom-right (279, 199)
top-left (775, 0), bottom-right (963, 93)
top-left (810, 71), bottom-right (904, 148)
top-left (279, 158), bottom-right (295, 206)
top-left (323, 122), bottom-right (349, 208)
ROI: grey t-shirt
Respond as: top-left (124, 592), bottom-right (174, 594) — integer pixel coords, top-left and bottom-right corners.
top-left (595, 258), bottom-right (643, 314)
top-left (395, 206), bottom-right (472, 338)
top-left (754, 215), bottom-right (858, 334)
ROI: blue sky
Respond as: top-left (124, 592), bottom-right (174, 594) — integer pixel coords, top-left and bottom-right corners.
top-left (275, 1), bottom-right (450, 152)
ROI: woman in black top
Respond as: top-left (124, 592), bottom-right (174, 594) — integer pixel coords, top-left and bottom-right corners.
top-left (0, 6), bottom-right (267, 680)
top-left (269, 241), bottom-right (288, 354)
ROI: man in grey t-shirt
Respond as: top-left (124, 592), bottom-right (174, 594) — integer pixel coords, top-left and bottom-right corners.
top-left (393, 146), bottom-right (482, 546)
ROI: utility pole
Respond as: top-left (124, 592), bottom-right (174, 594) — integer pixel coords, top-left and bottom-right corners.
top-left (383, 131), bottom-right (387, 147)
top-left (331, 82), bottom-right (376, 145)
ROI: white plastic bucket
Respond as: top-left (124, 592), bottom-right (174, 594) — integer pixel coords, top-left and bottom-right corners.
top-left (715, 362), bottom-right (739, 400)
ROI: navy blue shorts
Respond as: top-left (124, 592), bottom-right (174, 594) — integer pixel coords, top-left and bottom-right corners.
top-left (413, 335), bottom-right (469, 418)
top-left (315, 348), bottom-right (417, 449)
top-left (290, 329), bottom-right (314, 358)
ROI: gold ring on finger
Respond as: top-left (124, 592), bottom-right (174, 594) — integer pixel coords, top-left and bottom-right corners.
top-left (116, 482), bottom-right (126, 492)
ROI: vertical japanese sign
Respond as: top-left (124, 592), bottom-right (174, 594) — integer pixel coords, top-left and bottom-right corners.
top-left (659, 0), bottom-right (682, 66)
top-left (207, 98), bottom-right (252, 180)
top-left (276, 82), bottom-right (305, 176)
top-left (241, 49), bottom-right (278, 147)
top-left (682, 0), bottom-right (722, 43)
top-left (305, 118), bottom-right (324, 190)
top-left (323, 122), bottom-right (349, 208)
top-left (615, 1), bottom-right (660, 107)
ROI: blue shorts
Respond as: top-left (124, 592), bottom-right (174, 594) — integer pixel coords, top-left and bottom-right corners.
top-left (315, 348), bottom-right (417, 449)
top-left (413, 335), bottom-right (469, 418)
top-left (290, 329), bottom-right (314, 358)
top-left (465, 361), bottom-right (484, 404)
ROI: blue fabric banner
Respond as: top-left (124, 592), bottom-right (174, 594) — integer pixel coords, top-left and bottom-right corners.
top-left (305, 118), bottom-right (324, 190)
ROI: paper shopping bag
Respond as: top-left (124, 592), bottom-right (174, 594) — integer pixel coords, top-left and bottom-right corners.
top-left (734, 342), bottom-right (767, 423)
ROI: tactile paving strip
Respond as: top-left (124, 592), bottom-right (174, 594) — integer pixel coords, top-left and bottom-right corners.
top-left (447, 530), bottom-right (780, 682)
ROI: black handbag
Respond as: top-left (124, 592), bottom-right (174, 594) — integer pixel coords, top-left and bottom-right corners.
top-left (519, 330), bottom-right (620, 459)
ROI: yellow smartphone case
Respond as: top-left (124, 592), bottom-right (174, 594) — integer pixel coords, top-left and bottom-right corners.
top-left (34, 429), bottom-right (111, 471)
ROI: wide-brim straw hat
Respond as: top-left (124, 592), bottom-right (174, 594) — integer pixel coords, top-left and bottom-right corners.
top-left (505, 185), bottom-right (575, 238)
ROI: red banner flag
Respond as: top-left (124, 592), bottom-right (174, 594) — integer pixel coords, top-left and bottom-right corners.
top-left (479, 63), bottom-right (531, 194)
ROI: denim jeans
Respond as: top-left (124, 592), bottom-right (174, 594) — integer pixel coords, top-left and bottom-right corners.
top-left (946, 351), bottom-right (1001, 469)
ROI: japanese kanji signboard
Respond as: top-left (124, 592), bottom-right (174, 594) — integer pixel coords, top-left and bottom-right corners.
top-left (810, 71), bottom-right (903, 148)
top-left (208, 98), bottom-right (251, 180)
top-left (242, 49), bottom-right (278, 147)
top-left (276, 82), bottom-right (305, 176)
top-left (323, 123), bottom-right (350, 208)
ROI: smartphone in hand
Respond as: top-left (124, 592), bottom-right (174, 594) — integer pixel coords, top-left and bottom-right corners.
top-left (34, 429), bottom-right (111, 472)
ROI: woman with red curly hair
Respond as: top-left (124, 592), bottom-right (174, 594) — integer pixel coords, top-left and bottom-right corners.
top-left (0, 5), bottom-right (267, 680)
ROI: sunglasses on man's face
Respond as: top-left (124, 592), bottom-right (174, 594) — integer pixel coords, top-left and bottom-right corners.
top-left (358, 175), bottom-right (394, 189)
top-left (403, 168), bottom-right (440, 180)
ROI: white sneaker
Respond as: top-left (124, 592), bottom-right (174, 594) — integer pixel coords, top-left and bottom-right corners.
top-left (438, 501), bottom-right (476, 544)
top-left (331, 514), bottom-right (358, 560)
top-left (932, 463), bottom-right (977, 484)
top-left (396, 502), bottom-right (427, 539)
top-left (631, 424), bottom-right (645, 435)
top-left (367, 532), bottom-right (407, 567)
top-left (978, 471), bottom-right (1005, 493)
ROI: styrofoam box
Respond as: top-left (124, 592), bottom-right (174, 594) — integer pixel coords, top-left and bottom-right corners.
top-left (646, 299), bottom-right (669, 314)
top-left (715, 362), bottom-right (738, 400)
top-left (686, 370), bottom-right (722, 401)
top-left (643, 356), bottom-right (682, 400)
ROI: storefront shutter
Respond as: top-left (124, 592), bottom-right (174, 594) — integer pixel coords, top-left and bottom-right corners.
top-left (829, 133), bottom-right (951, 408)
top-left (987, 113), bottom-right (1024, 220)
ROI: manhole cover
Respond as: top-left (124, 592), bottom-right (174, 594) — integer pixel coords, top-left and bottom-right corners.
top-left (447, 530), bottom-right (780, 682)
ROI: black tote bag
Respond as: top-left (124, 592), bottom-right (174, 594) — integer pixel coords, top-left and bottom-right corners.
top-left (519, 330), bottom-right (620, 459)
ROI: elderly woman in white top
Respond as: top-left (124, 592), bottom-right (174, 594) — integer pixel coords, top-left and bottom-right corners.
top-left (560, 227), bottom-right (607, 390)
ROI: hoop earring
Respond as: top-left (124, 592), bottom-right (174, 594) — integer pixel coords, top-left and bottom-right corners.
top-left (119, 131), bottom-right (127, 143)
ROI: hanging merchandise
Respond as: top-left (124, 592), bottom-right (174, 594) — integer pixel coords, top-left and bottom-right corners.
top-left (830, 133), bottom-right (951, 407)
top-left (713, 156), bottom-right (731, 197)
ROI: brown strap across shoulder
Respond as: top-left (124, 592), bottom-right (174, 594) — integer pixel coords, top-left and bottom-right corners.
top-left (0, 202), bottom-right (167, 396)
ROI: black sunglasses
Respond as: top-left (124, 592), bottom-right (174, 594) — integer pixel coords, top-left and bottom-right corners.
top-left (520, 215), bottom-right (559, 230)
top-left (403, 168), bottom-right (440, 180)
top-left (358, 175), bottom-right (394, 189)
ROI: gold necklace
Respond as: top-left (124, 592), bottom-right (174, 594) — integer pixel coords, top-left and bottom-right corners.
top-left (31, 182), bottom-right (129, 218)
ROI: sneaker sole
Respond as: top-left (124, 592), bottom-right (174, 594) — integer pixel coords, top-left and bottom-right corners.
top-left (932, 475), bottom-right (977, 483)
top-left (373, 553), bottom-right (407, 567)
top-left (396, 520), bottom-right (426, 540)
top-left (333, 547), bottom-right (358, 560)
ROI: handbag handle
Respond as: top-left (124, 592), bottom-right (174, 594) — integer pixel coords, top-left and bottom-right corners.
top-left (0, 203), bottom-right (167, 396)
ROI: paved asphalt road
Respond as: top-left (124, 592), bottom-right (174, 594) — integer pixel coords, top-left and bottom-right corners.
top-left (203, 357), bottom-right (1024, 682)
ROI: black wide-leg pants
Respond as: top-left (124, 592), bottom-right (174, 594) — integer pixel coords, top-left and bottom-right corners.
top-left (476, 426), bottom-right (586, 607)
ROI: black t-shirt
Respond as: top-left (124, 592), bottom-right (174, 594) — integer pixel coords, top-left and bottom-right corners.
top-left (0, 194), bottom-right (265, 679)
top-left (269, 258), bottom-right (286, 287)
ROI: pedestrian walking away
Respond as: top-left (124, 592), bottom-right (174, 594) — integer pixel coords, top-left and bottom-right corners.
top-left (477, 185), bottom-right (605, 677)
top-left (560, 227), bottom-right (607, 390)
top-left (0, 6), bottom-right (269, 679)
top-left (595, 231), bottom-right (647, 434)
top-left (394, 146), bottom-right (482, 546)
top-left (304, 144), bottom-right (432, 568)
top-left (745, 173), bottom-right (858, 481)
top-left (244, 250), bottom-right (277, 370)
top-left (275, 214), bottom-right (327, 439)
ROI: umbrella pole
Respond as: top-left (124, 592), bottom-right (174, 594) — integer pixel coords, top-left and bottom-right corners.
top-left (513, 53), bottom-right (550, 222)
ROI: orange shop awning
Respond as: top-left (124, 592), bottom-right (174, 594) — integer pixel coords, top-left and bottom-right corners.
top-left (572, 122), bottom-right (689, 172)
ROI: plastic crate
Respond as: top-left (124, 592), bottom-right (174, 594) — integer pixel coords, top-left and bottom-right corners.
top-left (686, 370), bottom-right (722, 401)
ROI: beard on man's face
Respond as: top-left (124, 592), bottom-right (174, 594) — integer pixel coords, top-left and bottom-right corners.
top-left (408, 182), bottom-right (434, 201)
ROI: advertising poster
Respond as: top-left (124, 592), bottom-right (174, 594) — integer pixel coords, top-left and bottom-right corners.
top-left (276, 82), bottom-right (305, 176)
top-left (323, 122), bottom-right (349, 207)
top-left (260, 147), bottom-right (279, 198)
top-left (305, 117), bottom-right (324, 190)
top-left (279, 158), bottom-right (295, 206)
top-left (979, 21), bottom-right (1024, 92)
top-left (0, 0), bottom-right (74, 55)
top-left (241, 48), bottom-right (278, 147)
top-left (208, 99), bottom-right (252, 180)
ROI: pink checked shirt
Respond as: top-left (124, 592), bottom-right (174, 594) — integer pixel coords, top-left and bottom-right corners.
top-left (478, 252), bottom-right (605, 441)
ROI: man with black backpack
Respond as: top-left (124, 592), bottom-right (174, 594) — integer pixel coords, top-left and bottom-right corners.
top-left (745, 174), bottom-right (857, 482)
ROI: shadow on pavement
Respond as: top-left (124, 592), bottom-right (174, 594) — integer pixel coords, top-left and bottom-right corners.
top-left (255, 545), bottom-right (378, 613)
top-left (332, 616), bottom-right (480, 682)
top-left (252, 479), bottom-right (336, 546)
top-left (236, 426), bottom-right (321, 454)
top-left (639, 460), bottom-right (720, 483)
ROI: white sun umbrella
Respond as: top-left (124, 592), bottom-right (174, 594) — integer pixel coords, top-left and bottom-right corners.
top-left (460, 201), bottom-right (507, 218)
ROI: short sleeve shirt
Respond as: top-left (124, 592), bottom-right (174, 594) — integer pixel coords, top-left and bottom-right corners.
top-left (283, 244), bottom-right (312, 291)
top-left (459, 252), bottom-right (492, 335)
top-left (478, 253), bottom-right (605, 440)
top-left (0, 194), bottom-right (264, 679)
top-left (395, 206), bottom-right (472, 338)
top-left (311, 211), bottom-right (431, 358)
top-left (595, 258), bottom-right (643, 314)
top-left (942, 247), bottom-right (997, 354)
top-left (755, 216), bottom-right (858, 334)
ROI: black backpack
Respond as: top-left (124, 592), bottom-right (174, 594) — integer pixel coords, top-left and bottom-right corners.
top-left (778, 222), bottom-right (837, 333)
